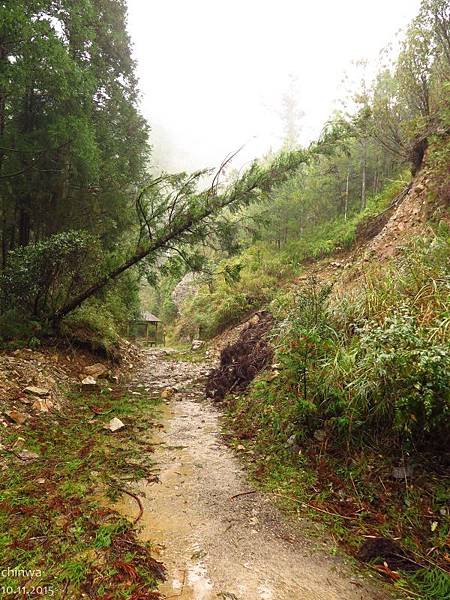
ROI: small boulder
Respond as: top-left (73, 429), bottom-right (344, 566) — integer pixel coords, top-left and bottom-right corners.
top-left (81, 376), bottom-right (98, 390)
top-left (191, 339), bottom-right (204, 351)
top-left (104, 417), bottom-right (125, 432)
top-left (5, 410), bottom-right (27, 425)
top-left (24, 386), bottom-right (50, 397)
top-left (17, 449), bottom-right (39, 461)
top-left (84, 363), bottom-right (109, 379)
top-left (32, 398), bottom-right (52, 413)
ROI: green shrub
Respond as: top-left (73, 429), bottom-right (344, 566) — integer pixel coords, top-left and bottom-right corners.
top-left (60, 301), bottom-right (121, 359)
top-left (248, 227), bottom-right (450, 452)
top-left (0, 230), bottom-right (101, 319)
top-left (346, 308), bottom-right (450, 444)
top-left (0, 309), bottom-right (42, 346)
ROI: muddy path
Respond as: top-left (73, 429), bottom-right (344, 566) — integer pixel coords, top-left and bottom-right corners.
top-left (113, 349), bottom-right (389, 600)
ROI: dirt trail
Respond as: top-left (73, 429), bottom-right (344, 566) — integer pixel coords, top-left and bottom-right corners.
top-left (113, 349), bottom-right (388, 600)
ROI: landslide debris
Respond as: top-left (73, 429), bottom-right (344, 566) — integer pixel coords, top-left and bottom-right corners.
top-left (206, 311), bottom-right (273, 401)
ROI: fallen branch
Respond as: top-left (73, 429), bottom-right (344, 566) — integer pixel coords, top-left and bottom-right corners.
top-left (229, 490), bottom-right (257, 500)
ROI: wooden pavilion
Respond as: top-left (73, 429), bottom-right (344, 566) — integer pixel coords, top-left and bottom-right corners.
top-left (128, 311), bottom-right (163, 345)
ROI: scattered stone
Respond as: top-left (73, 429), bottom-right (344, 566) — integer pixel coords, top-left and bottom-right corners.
top-left (104, 417), bottom-right (125, 432)
top-left (37, 478), bottom-right (46, 484)
top-left (5, 410), bottom-right (27, 425)
top-left (81, 376), bottom-right (98, 390)
top-left (84, 363), bottom-right (108, 378)
top-left (191, 339), bottom-right (204, 351)
top-left (17, 450), bottom-right (39, 461)
top-left (24, 386), bottom-right (50, 397)
top-left (32, 398), bottom-right (52, 413)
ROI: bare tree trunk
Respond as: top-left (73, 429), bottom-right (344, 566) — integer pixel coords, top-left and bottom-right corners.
top-left (344, 169), bottom-right (350, 222)
top-left (0, 42), bottom-right (6, 267)
top-left (361, 142), bottom-right (367, 211)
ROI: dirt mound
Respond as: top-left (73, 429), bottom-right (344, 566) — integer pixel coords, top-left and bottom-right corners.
top-left (206, 311), bottom-right (273, 401)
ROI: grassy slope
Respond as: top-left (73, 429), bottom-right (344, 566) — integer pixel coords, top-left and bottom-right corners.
top-left (175, 174), bottom-right (410, 341)
top-left (207, 162), bottom-right (450, 598)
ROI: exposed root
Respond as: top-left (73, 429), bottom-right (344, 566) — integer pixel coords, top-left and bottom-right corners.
top-left (117, 487), bottom-right (144, 524)
top-left (206, 311), bottom-right (273, 401)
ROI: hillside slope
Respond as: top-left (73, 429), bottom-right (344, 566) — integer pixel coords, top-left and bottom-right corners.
top-left (205, 159), bottom-right (450, 598)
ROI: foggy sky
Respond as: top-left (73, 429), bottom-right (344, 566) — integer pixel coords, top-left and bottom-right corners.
top-left (126, 0), bottom-right (421, 174)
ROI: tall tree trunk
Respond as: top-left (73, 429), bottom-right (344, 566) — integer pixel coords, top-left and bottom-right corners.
top-left (361, 141), bottom-right (367, 211)
top-left (18, 206), bottom-right (30, 246)
top-left (344, 169), bottom-right (350, 222)
top-left (0, 41), bottom-right (6, 267)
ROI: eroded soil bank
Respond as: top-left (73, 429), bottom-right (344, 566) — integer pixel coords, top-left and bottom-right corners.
top-left (113, 348), bottom-right (389, 600)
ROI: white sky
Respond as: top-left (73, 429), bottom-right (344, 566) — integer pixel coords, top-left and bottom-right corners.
top-left (126, 0), bottom-right (421, 173)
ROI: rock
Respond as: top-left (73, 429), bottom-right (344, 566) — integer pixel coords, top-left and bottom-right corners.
top-left (104, 417), bottom-right (125, 432)
top-left (17, 450), bottom-right (39, 461)
top-left (84, 363), bottom-right (108, 378)
top-left (248, 314), bottom-right (260, 326)
top-left (24, 386), bottom-right (50, 397)
top-left (5, 410), bottom-right (27, 425)
top-left (32, 398), bottom-right (52, 413)
top-left (191, 339), bottom-right (204, 351)
top-left (286, 434), bottom-right (297, 447)
top-left (81, 376), bottom-right (98, 389)
top-left (171, 272), bottom-right (200, 309)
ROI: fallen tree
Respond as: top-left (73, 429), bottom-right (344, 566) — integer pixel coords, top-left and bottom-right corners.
top-left (51, 149), bottom-right (310, 324)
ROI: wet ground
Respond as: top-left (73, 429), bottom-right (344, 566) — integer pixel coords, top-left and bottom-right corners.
top-left (112, 349), bottom-right (388, 600)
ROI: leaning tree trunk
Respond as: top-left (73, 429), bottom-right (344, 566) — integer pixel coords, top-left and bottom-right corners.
top-left (54, 150), bottom-right (310, 324)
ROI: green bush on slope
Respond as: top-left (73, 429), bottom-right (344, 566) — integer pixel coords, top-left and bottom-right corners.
top-left (174, 174), bottom-right (410, 340)
top-left (235, 226), bottom-right (450, 452)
